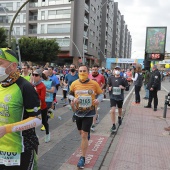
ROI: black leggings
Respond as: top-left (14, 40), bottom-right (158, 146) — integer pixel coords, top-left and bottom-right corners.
top-left (135, 85), bottom-right (141, 103)
top-left (41, 108), bottom-right (49, 134)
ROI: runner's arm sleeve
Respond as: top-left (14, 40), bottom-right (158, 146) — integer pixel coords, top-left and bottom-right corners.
top-left (5, 116), bottom-right (42, 133)
top-left (96, 93), bottom-right (104, 102)
top-left (67, 83), bottom-right (75, 101)
top-left (68, 90), bottom-right (75, 101)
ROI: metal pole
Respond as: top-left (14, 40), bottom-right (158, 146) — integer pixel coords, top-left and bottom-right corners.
top-left (8, 0), bottom-right (30, 48)
top-left (82, 0), bottom-right (114, 65)
top-left (71, 40), bottom-right (82, 61)
top-left (163, 95), bottom-right (168, 118)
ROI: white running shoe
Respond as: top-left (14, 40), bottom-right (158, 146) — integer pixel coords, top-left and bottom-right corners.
top-left (45, 133), bottom-right (51, 143)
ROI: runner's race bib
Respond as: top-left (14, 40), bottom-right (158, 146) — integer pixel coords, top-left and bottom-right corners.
top-left (112, 87), bottom-right (121, 95)
top-left (46, 92), bottom-right (50, 99)
top-left (0, 151), bottom-right (20, 166)
top-left (79, 96), bottom-right (92, 108)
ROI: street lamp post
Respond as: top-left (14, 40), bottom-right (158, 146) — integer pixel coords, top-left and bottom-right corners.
top-left (82, 0), bottom-right (114, 64)
top-left (64, 37), bottom-right (82, 62)
top-left (8, 0), bottom-right (30, 48)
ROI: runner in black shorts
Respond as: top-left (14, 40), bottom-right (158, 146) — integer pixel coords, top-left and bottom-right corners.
top-left (68, 64), bottom-right (103, 169)
top-left (108, 65), bottom-right (129, 133)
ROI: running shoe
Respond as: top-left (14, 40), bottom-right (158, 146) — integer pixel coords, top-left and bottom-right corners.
top-left (48, 110), bottom-right (54, 119)
top-left (77, 156), bottom-right (85, 169)
top-left (91, 124), bottom-right (95, 132)
top-left (41, 125), bottom-right (45, 131)
top-left (110, 124), bottom-right (116, 133)
top-left (45, 133), bottom-right (50, 143)
top-left (96, 114), bottom-right (99, 124)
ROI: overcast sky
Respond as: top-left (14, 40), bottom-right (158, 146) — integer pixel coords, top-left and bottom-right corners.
top-left (115, 0), bottom-right (170, 59)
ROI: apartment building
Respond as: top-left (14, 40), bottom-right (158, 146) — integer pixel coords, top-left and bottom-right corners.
top-left (0, 0), bottom-right (26, 37)
top-left (0, 0), bottom-right (132, 66)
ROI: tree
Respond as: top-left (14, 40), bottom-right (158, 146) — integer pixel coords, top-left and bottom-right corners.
top-left (19, 37), bottom-right (60, 63)
top-left (0, 28), bottom-right (7, 47)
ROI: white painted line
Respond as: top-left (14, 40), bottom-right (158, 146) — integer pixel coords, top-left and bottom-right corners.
top-left (123, 86), bottom-right (134, 105)
top-left (162, 85), bottom-right (170, 93)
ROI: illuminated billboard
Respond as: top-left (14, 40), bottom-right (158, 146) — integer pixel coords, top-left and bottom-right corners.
top-left (145, 27), bottom-right (167, 54)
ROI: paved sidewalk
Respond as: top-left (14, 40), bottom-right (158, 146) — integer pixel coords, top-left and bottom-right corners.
top-left (102, 84), bottom-right (170, 170)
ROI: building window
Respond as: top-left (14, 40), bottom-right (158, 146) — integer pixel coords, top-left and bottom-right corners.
top-left (0, 16), bottom-right (7, 23)
top-left (1, 3), bottom-right (13, 11)
top-left (57, 38), bottom-right (70, 47)
top-left (23, 27), bottom-right (26, 35)
top-left (41, 24), bottom-right (45, 33)
top-left (49, 0), bottom-right (69, 5)
top-left (16, 27), bottom-right (20, 35)
top-left (47, 24), bottom-right (71, 34)
top-left (41, 11), bottom-right (45, 20)
top-left (48, 9), bottom-right (71, 19)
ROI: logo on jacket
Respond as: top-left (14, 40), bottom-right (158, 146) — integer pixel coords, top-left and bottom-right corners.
top-left (4, 94), bottom-right (12, 102)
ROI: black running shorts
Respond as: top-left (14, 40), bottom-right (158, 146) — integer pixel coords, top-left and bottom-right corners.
top-left (76, 116), bottom-right (93, 132)
top-left (110, 99), bottom-right (123, 108)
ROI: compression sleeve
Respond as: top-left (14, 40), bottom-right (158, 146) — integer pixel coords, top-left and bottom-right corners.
top-left (96, 93), bottom-right (104, 102)
top-left (5, 116), bottom-right (42, 133)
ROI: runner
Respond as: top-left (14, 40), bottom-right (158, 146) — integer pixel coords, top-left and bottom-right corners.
top-left (68, 64), bottom-right (103, 169)
top-left (41, 69), bottom-right (55, 127)
top-left (64, 64), bottom-right (79, 122)
top-left (32, 69), bottom-right (50, 143)
top-left (0, 48), bottom-right (41, 170)
top-left (21, 63), bottom-right (31, 82)
top-left (48, 66), bottom-right (60, 109)
top-left (108, 65), bottom-right (129, 132)
top-left (89, 64), bottom-right (105, 131)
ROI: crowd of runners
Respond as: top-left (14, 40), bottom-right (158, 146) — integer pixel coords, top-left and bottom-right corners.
top-left (0, 47), bottom-right (164, 169)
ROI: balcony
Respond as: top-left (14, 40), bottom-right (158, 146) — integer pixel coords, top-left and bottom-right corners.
top-left (85, 3), bottom-right (89, 12)
top-left (84, 17), bottom-right (89, 25)
top-left (29, 2), bottom-right (38, 8)
top-left (29, 15), bottom-right (38, 21)
top-left (84, 31), bottom-right (88, 37)
top-left (29, 28), bottom-right (37, 34)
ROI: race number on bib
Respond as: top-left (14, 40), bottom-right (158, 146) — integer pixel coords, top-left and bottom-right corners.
top-left (0, 151), bottom-right (20, 166)
top-left (112, 87), bottom-right (121, 95)
top-left (79, 96), bottom-right (92, 108)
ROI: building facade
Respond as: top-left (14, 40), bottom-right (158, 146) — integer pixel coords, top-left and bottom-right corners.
top-left (0, 0), bottom-right (132, 67)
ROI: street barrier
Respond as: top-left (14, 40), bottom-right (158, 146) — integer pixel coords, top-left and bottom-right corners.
top-left (163, 92), bottom-right (170, 118)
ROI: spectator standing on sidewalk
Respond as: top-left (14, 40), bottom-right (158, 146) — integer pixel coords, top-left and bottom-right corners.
top-left (0, 48), bottom-right (41, 170)
top-left (143, 68), bottom-right (150, 100)
top-left (68, 64), bottom-right (103, 169)
top-left (108, 66), bottom-right (129, 132)
top-left (132, 64), bottom-right (143, 104)
top-left (144, 65), bottom-right (161, 111)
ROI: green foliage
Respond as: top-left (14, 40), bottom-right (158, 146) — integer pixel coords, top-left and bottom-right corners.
top-left (19, 37), bottom-right (60, 62)
top-left (0, 27), bottom-right (8, 48)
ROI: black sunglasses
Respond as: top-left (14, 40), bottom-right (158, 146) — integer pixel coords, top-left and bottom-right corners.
top-left (32, 73), bottom-right (39, 77)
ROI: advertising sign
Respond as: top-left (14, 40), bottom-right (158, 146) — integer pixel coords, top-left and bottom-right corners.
top-left (145, 27), bottom-right (167, 54)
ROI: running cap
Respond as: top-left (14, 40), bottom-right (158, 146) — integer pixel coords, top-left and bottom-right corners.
top-left (115, 65), bottom-right (121, 69)
top-left (34, 69), bottom-right (42, 77)
top-left (0, 48), bottom-right (18, 63)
